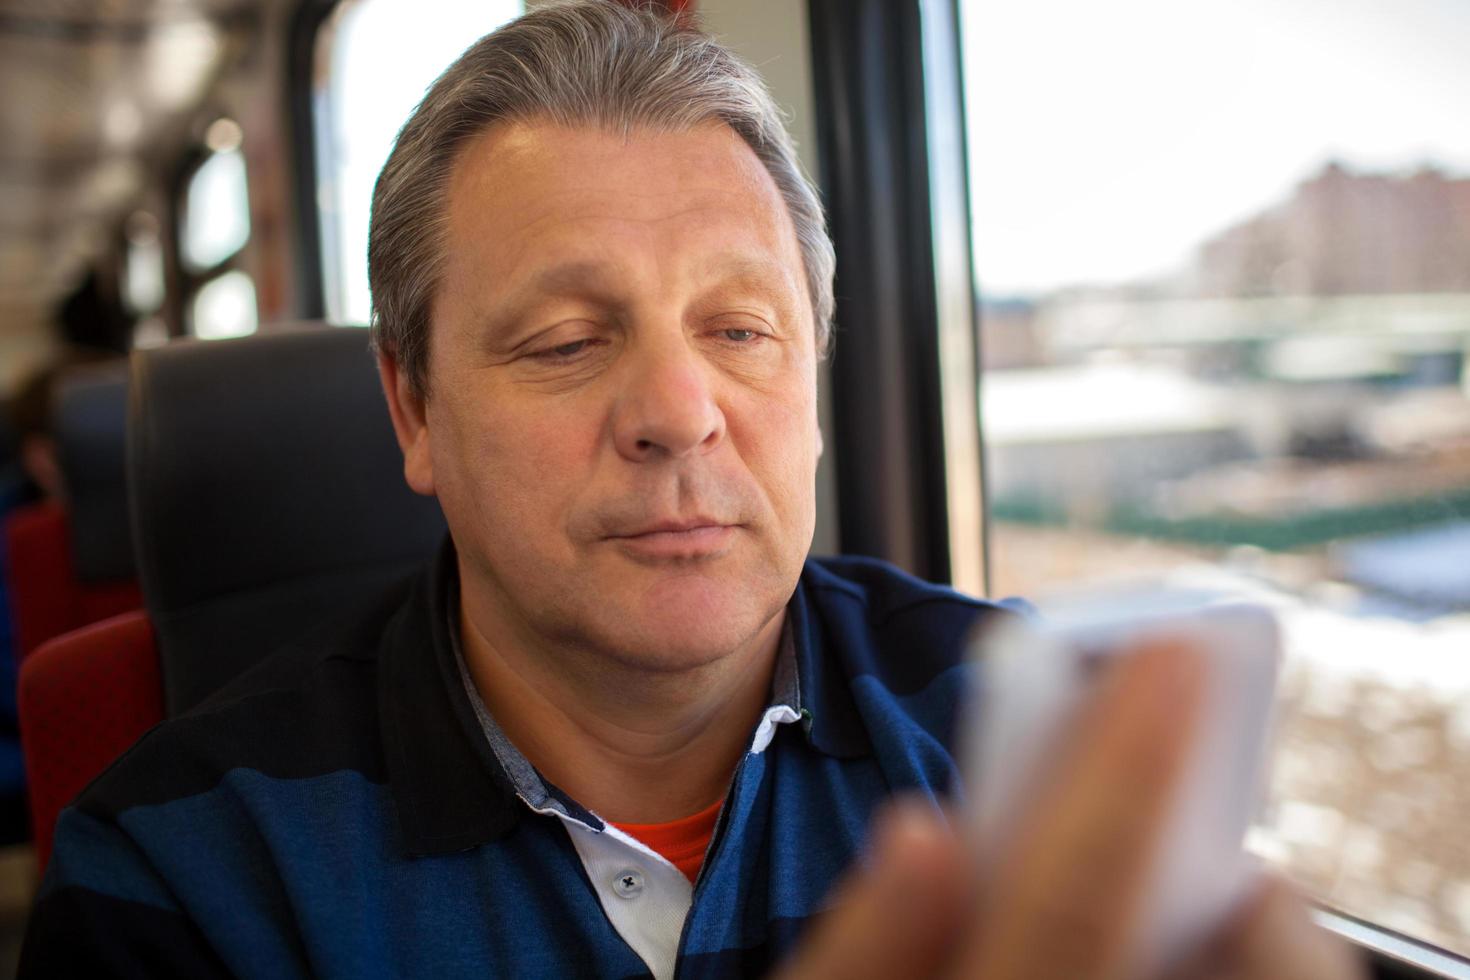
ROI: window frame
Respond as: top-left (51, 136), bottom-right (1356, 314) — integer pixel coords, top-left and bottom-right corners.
top-left (168, 135), bottom-right (255, 339)
top-left (1321, 909), bottom-right (1470, 980)
top-left (285, 0), bottom-right (337, 323)
top-left (807, 0), bottom-right (959, 585)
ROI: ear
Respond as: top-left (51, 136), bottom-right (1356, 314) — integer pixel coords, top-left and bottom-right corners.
top-left (377, 352), bottom-right (436, 497)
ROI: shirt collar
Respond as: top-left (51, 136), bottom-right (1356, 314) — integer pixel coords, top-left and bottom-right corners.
top-left (379, 540), bottom-right (872, 857)
top-left (787, 567), bottom-right (874, 760)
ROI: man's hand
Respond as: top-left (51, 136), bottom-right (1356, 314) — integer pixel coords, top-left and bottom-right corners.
top-left (774, 644), bottom-right (1365, 980)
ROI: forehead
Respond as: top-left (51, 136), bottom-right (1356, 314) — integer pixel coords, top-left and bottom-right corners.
top-left (439, 119), bottom-right (806, 302)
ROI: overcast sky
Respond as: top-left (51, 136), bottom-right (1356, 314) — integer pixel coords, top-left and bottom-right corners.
top-left (960, 0), bottom-right (1470, 296)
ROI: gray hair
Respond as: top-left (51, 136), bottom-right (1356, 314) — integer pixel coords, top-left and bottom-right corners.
top-left (368, 0), bottom-right (835, 396)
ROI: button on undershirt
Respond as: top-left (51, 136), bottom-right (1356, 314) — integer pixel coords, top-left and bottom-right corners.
top-left (613, 869), bottom-right (645, 899)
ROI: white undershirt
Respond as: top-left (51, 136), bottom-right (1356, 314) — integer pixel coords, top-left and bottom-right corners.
top-left (543, 703), bottom-right (799, 980)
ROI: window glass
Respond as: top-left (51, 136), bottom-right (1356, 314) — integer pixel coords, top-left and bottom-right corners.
top-left (312, 0), bottom-right (523, 326)
top-left (191, 270), bottom-right (258, 340)
top-left (181, 126), bottom-right (250, 273)
top-left (122, 211), bottom-right (165, 314)
top-left (960, 0), bottom-right (1470, 955)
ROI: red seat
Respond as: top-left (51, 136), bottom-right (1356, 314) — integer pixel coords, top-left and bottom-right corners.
top-left (76, 579), bottom-right (145, 630)
top-left (18, 610), bottom-right (162, 872)
top-left (5, 502), bottom-right (75, 661)
top-left (4, 501), bottom-right (143, 663)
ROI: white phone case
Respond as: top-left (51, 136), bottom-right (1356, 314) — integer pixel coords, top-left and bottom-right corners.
top-left (962, 589), bottom-right (1281, 977)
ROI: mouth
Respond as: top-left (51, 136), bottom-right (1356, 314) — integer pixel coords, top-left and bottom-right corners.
top-left (606, 520), bottom-right (740, 561)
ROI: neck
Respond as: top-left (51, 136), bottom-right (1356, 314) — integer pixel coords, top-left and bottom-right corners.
top-left (457, 575), bottom-right (784, 825)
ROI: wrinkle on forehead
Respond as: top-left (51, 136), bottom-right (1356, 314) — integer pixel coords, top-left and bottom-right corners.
top-left (437, 119), bottom-right (808, 328)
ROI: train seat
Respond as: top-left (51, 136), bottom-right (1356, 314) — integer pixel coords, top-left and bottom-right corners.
top-left (3, 501), bottom-right (76, 662)
top-left (4, 362), bottom-right (143, 663)
top-left (3, 503), bottom-right (140, 661)
top-left (55, 361), bottom-right (143, 621)
top-left (18, 610), bottom-right (161, 872)
top-left (128, 324), bottom-right (446, 715)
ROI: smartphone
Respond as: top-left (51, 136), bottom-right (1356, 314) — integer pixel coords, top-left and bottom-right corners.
top-left (961, 588), bottom-right (1281, 977)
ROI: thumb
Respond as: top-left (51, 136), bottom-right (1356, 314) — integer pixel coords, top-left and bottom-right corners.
top-left (1172, 876), bottom-right (1367, 980)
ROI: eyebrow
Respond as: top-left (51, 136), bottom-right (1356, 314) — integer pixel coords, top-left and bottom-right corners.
top-left (526, 260), bottom-right (622, 298)
top-left (474, 261), bottom-right (620, 350)
top-left (695, 256), bottom-right (802, 297)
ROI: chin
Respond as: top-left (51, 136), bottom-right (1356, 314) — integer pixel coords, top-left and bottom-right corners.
top-left (595, 567), bottom-right (785, 672)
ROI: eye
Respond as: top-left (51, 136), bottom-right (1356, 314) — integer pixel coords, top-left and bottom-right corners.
top-left (721, 328), bottom-right (758, 343)
top-left (531, 339), bottom-right (592, 360)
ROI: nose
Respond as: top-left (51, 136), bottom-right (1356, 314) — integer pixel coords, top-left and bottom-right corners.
top-left (611, 338), bottom-right (726, 462)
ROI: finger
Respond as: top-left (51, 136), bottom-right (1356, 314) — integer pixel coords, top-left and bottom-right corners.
top-left (953, 639), bottom-right (1209, 980)
top-left (1186, 877), bottom-right (1368, 980)
top-left (771, 800), bottom-right (969, 980)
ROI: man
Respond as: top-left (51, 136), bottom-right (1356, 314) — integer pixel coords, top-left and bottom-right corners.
top-left (22, 3), bottom-right (1359, 977)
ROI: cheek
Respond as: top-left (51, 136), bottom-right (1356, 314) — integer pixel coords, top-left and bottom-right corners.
top-left (728, 386), bottom-right (819, 517)
top-left (430, 389), bottom-right (602, 538)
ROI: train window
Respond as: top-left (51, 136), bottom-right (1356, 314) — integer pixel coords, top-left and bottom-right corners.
top-left (311, 0), bottom-right (523, 325)
top-left (190, 270), bottom-right (259, 340)
top-left (122, 212), bottom-right (165, 315)
top-left (180, 119), bottom-right (251, 274)
top-left (123, 210), bottom-right (171, 349)
top-left (174, 117), bottom-right (257, 340)
top-left (958, 0), bottom-right (1470, 958)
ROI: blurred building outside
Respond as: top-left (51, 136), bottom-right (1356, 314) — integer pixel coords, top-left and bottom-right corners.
top-left (978, 160), bottom-right (1470, 954)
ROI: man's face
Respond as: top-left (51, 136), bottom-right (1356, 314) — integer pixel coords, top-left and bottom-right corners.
top-left (387, 120), bottom-right (820, 671)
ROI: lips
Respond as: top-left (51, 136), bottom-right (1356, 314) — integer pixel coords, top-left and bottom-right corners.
top-left (616, 518), bottom-right (729, 537)
top-left (606, 520), bottom-right (738, 560)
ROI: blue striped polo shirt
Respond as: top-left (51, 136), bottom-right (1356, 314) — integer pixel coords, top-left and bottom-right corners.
top-left (21, 544), bottom-right (1017, 978)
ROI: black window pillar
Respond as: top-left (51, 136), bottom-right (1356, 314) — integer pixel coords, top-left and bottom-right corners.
top-left (809, 0), bottom-right (951, 583)
top-left (285, 0), bottom-right (337, 323)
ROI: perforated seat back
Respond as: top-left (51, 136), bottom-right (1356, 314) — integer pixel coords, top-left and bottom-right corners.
top-left (128, 325), bottom-right (446, 715)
